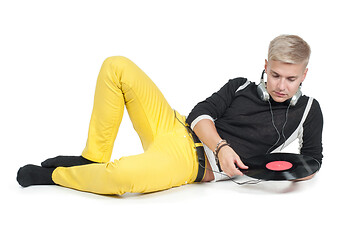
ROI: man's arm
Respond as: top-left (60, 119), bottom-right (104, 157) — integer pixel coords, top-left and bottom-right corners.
top-left (193, 119), bottom-right (248, 177)
top-left (187, 78), bottom-right (250, 177)
top-left (300, 99), bottom-right (323, 161)
top-left (292, 99), bottom-right (323, 182)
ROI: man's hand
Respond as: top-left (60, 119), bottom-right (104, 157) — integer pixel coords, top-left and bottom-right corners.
top-left (292, 173), bottom-right (316, 182)
top-left (217, 145), bottom-right (248, 177)
top-left (192, 119), bottom-right (249, 177)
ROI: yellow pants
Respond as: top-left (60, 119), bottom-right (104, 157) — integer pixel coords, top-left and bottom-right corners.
top-left (52, 56), bottom-right (199, 195)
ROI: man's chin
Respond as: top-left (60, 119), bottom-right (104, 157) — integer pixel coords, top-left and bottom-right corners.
top-left (270, 95), bottom-right (289, 103)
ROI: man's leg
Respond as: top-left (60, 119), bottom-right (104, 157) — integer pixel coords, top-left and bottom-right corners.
top-left (17, 56), bottom-right (200, 193)
top-left (52, 131), bottom-right (198, 195)
top-left (42, 56), bottom-right (176, 168)
top-left (17, 126), bottom-right (199, 194)
top-left (82, 56), bottom-right (176, 163)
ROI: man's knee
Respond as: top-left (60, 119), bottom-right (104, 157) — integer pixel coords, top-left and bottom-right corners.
top-left (102, 56), bottom-right (133, 68)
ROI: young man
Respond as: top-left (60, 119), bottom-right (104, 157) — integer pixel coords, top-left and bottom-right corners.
top-left (17, 35), bottom-right (323, 195)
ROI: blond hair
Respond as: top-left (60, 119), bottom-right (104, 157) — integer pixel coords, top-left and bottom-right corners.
top-left (268, 35), bottom-right (311, 66)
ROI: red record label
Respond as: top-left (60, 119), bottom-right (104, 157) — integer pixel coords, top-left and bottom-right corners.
top-left (265, 161), bottom-right (293, 171)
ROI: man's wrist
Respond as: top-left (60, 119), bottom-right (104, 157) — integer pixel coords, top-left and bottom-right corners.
top-left (214, 140), bottom-right (230, 160)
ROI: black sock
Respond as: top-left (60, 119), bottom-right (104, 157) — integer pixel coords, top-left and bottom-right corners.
top-left (17, 165), bottom-right (55, 187)
top-left (41, 155), bottom-right (96, 168)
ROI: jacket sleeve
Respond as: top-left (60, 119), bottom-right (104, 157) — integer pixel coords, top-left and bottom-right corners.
top-left (186, 77), bottom-right (248, 129)
top-left (300, 99), bottom-right (324, 162)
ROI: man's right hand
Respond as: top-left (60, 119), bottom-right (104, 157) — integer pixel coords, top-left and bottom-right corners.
top-left (217, 145), bottom-right (248, 177)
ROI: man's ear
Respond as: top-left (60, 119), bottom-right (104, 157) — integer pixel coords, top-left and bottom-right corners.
top-left (301, 67), bottom-right (308, 84)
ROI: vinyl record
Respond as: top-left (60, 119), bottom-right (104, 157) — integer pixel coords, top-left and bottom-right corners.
top-left (241, 153), bottom-right (321, 181)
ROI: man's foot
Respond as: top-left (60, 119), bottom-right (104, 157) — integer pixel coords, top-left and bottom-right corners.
top-left (41, 155), bottom-right (96, 168)
top-left (17, 165), bottom-right (55, 187)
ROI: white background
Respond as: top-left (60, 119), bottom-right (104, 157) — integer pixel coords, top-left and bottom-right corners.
top-left (1, 0), bottom-right (360, 239)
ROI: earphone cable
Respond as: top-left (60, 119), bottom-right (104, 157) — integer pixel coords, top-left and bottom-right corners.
top-left (280, 102), bottom-right (292, 150)
top-left (266, 99), bottom-right (292, 153)
top-left (266, 99), bottom-right (281, 154)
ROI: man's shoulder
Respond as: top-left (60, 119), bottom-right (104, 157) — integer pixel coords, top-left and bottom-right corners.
top-left (299, 95), bottom-right (322, 109)
top-left (299, 95), bottom-right (323, 122)
top-left (227, 77), bottom-right (259, 93)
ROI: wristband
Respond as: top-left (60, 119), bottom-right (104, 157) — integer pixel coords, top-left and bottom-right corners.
top-left (214, 142), bottom-right (231, 160)
top-left (214, 139), bottom-right (227, 154)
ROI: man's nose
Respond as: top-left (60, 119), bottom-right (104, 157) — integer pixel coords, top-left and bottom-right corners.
top-left (277, 78), bottom-right (286, 90)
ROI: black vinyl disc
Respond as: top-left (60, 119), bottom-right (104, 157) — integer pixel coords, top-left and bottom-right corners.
top-left (241, 153), bottom-right (321, 181)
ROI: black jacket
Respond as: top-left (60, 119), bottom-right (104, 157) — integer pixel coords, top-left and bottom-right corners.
top-left (186, 77), bottom-right (323, 162)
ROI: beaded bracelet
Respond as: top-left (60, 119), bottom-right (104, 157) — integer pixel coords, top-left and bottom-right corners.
top-left (214, 141), bottom-right (231, 160)
top-left (214, 139), bottom-right (227, 154)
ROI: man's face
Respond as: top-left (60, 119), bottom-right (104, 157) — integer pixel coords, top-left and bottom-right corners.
top-left (264, 60), bottom-right (308, 103)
